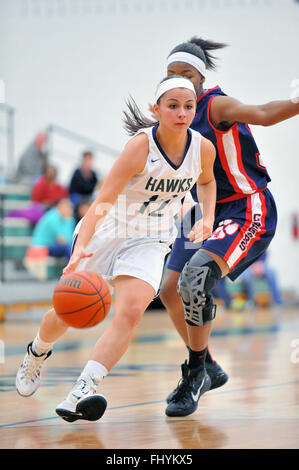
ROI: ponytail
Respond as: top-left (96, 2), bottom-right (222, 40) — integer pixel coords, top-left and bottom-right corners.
top-left (122, 96), bottom-right (158, 136)
top-left (189, 37), bottom-right (228, 70)
top-left (168, 36), bottom-right (228, 72)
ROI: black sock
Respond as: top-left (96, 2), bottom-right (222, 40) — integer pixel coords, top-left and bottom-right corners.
top-left (188, 347), bottom-right (207, 370)
top-left (205, 347), bottom-right (215, 364)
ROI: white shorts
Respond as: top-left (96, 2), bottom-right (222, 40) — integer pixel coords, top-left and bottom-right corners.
top-left (73, 219), bottom-right (172, 294)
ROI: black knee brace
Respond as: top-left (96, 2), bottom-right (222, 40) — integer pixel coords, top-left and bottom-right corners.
top-left (178, 251), bottom-right (222, 326)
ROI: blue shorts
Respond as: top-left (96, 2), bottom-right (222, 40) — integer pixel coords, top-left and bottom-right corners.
top-left (167, 188), bottom-right (277, 281)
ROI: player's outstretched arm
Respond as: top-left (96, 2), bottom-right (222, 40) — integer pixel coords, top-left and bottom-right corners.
top-left (210, 95), bottom-right (299, 127)
top-left (63, 134), bottom-right (148, 275)
top-left (189, 137), bottom-right (216, 244)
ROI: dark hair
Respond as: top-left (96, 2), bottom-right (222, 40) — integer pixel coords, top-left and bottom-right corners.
top-left (82, 150), bottom-right (93, 159)
top-left (123, 96), bottom-right (158, 137)
top-left (122, 75), bottom-right (194, 136)
top-left (168, 36), bottom-right (228, 72)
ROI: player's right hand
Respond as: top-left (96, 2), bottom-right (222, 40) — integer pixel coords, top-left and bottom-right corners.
top-left (62, 247), bottom-right (93, 276)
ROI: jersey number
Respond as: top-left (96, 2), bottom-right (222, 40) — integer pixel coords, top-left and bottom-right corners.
top-left (139, 194), bottom-right (178, 217)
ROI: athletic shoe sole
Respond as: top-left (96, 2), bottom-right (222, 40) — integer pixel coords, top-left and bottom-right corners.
top-left (56, 395), bottom-right (107, 423)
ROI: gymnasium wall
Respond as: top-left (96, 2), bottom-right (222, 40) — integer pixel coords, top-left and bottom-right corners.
top-left (0, 0), bottom-right (299, 291)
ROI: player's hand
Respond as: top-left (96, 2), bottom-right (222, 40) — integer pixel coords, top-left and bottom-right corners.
top-left (188, 218), bottom-right (214, 243)
top-left (62, 247), bottom-right (93, 276)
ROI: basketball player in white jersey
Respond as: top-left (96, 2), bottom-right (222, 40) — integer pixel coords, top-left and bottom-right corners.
top-left (16, 76), bottom-right (216, 423)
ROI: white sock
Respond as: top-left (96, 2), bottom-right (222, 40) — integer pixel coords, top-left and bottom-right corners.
top-left (81, 360), bottom-right (108, 382)
top-left (32, 331), bottom-right (54, 356)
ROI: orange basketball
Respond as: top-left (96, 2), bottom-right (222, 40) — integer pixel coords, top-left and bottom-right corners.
top-left (52, 271), bottom-right (111, 329)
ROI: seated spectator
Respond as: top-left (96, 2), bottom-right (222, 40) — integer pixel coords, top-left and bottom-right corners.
top-left (69, 151), bottom-right (98, 205)
top-left (31, 198), bottom-right (75, 260)
top-left (32, 164), bottom-right (68, 208)
top-left (239, 251), bottom-right (283, 307)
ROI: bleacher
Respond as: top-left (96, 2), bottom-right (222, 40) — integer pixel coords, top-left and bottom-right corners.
top-left (0, 183), bottom-right (65, 283)
top-left (0, 184), bottom-right (32, 266)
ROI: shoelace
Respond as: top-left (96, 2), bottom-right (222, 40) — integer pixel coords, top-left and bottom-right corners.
top-left (172, 379), bottom-right (193, 402)
top-left (172, 363), bottom-right (207, 403)
top-left (172, 362), bottom-right (192, 403)
top-left (170, 363), bottom-right (188, 397)
top-left (71, 376), bottom-right (98, 399)
top-left (21, 352), bottom-right (45, 381)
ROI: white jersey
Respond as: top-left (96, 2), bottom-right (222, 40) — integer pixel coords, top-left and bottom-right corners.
top-left (101, 125), bottom-right (203, 243)
top-left (75, 125), bottom-right (203, 292)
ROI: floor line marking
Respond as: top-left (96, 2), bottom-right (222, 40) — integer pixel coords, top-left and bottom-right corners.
top-left (1, 379), bottom-right (298, 429)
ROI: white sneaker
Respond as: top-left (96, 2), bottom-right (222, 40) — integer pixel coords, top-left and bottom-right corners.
top-left (55, 374), bottom-right (107, 422)
top-left (16, 342), bottom-right (52, 397)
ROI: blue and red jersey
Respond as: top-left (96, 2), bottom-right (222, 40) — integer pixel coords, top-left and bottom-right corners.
top-left (168, 86), bottom-right (277, 280)
top-left (190, 86), bottom-right (271, 203)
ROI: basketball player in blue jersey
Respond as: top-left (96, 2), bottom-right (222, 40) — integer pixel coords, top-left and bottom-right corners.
top-left (156, 37), bottom-right (299, 417)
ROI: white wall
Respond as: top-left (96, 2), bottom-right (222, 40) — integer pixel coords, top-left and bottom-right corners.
top-left (1, 0), bottom-right (299, 291)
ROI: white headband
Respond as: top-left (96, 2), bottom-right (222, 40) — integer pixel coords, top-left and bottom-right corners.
top-left (167, 51), bottom-right (206, 78)
top-left (155, 77), bottom-right (196, 103)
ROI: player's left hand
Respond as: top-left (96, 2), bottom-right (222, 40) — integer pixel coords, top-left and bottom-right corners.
top-left (188, 218), bottom-right (214, 243)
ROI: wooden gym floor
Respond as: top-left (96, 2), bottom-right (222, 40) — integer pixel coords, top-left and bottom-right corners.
top-left (0, 305), bottom-right (298, 449)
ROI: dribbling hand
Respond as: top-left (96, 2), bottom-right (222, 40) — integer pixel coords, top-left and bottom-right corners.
top-left (62, 248), bottom-right (93, 276)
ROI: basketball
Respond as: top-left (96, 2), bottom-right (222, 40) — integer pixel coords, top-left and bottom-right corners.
top-left (52, 271), bottom-right (111, 329)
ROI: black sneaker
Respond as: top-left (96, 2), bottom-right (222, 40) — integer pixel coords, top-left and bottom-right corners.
top-left (166, 361), bottom-right (189, 404)
top-left (166, 359), bottom-right (228, 404)
top-left (206, 360), bottom-right (229, 390)
top-left (165, 362), bottom-right (211, 417)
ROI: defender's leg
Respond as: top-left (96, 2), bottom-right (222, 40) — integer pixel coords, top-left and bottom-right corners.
top-left (166, 250), bottom-right (228, 417)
